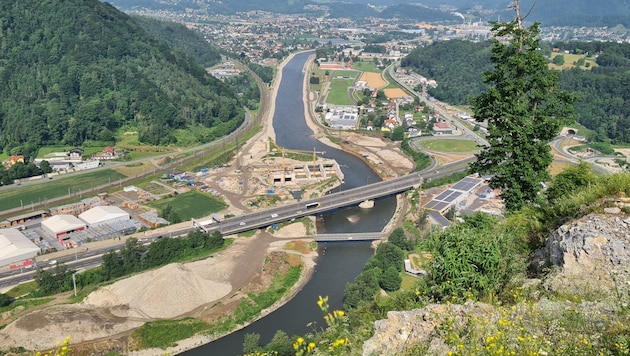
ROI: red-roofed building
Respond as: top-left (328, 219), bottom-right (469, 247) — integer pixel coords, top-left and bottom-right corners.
top-left (432, 121), bottom-right (454, 135)
top-left (8, 155), bottom-right (24, 167)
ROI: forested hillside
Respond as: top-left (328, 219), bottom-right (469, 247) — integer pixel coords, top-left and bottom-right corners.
top-left (131, 16), bottom-right (222, 68)
top-left (401, 40), bottom-right (493, 104)
top-left (0, 0), bottom-right (243, 159)
top-left (402, 40), bottom-right (630, 144)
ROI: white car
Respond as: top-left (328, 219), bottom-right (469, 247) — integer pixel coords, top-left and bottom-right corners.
top-left (239, 222), bottom-right (246, 226)
top-left (49, 260), bottom-right (57, 265)
top-left (271, 213), bottom-right (278, 218)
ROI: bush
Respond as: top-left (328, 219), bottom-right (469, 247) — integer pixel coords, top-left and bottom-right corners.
top-left (0, 293), bottom-right (11, 307)
top-left (419, 222), bottom-right (526, 302)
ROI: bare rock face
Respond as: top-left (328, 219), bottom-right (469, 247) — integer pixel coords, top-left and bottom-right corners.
top-left (363, 208), bottom-right (630, 355)
top-left (538, 211), bottom-right (630, 296)
top-left (362, 302), bottom-right (496, 356)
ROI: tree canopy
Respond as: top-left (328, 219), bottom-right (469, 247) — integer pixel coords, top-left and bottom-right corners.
top-left (0, 0), bottom-right (244, 157)
top-left (469, 3), bottom-right (576, 212)
top-left (402, 39), bottom-right (630, 144)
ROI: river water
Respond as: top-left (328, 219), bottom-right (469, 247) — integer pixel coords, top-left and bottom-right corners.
top-left (183, 52), bottom-right (397, 356)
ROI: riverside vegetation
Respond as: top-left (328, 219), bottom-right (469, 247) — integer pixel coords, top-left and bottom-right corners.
top-left (7, 168), bottom-right (629, 355)
top-left (241, 159), bottom-right (630, 356)
top-left (238, 2), bottom-right (630, 353)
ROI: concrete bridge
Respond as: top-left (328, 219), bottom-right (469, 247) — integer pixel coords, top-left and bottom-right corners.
top-left (314, 232), bottom-right (385, 241)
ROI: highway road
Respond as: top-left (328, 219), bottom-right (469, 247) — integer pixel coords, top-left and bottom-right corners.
top-left (386, 63), bottom-right (489, 147)
top-left (0, 156), bottom-right (474, 290)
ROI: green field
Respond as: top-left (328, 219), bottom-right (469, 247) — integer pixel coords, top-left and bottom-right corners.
top-left (326, 78), bottom-right (356, 105)
top-left (0, 170), bottom-right (127, 211)
top-left (36, 146), bottom-right (75, 158)
top-left (549, 53), bottom-right (598, 70)
top-left (147, 190), bottom-right (227, 220)
top-left (332, 70), bottom-right (358, 79)
top-left (351, 60), bottom-right (380, 73)
top-left (419, 139), bottom-right (479, 152)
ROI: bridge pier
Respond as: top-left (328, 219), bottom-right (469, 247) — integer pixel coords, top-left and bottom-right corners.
top-left (358, 200), bottom-right (374, 209)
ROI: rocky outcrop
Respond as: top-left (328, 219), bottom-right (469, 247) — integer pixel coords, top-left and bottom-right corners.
top-left (536, 209), bottom-right (630, 296)
top-left (362, 302), bottom-right (497, 356)
top-left (364, 207), bottom-right (630, 355)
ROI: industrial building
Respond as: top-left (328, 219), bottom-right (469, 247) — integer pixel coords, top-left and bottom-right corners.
top-left (79, 206), bottom-right (130, 227)
top-left (41, 215), bottom-right (86, 247)
top-left (0, 228), bottom-right (40, 268)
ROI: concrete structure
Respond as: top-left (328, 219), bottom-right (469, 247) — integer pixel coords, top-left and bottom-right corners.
top-left (79, 206), bottom-right (130, 228)
top-left (73, 160), bottom-right (100, 171)
top-left (0, 228), bottom-right (40, 268)
top-left (404, 259), bottom-right (427, 276)
top-left (41, 215), bottom-right (86, 247)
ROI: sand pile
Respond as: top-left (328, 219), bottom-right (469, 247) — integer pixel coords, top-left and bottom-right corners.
top-left (82, 258), bottom-right (232, 319)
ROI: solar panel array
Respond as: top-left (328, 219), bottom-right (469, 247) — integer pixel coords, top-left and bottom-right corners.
top-left (451, 176), bottom-right (484, 192)
top-left (423, 176), bottom-right (484, 213)
top-left (428, 210), bottom-right (451, 227)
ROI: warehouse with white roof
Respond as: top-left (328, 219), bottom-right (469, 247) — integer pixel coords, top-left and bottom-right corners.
top-left (0, 228), bottom-right (40, 268)
top-left (41, 215), bottom-right (86, 247)
top-left (79, 205), bottom-right (130, 227)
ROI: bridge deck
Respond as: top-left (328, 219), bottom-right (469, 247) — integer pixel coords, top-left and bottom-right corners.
top-left (314, 232), bottom-right (385, 241)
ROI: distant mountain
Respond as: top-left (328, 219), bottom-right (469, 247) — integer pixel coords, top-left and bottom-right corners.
top-left (359, 0), bottom-right (630, 27)
top-left (107, 0), bottom-right (630, 27)
top-left (108, 0), bottom-right (311, 14)
top-left (0, 0), bottom-right (243, 157)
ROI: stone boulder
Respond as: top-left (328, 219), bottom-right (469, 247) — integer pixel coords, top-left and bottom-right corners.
top-left (535, 211), bottom-right (630, 297)
top-left (362, 302), bottom-right (496, 356)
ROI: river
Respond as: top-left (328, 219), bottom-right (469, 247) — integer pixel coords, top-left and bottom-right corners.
top-left (182, 52), bottom-right (397, 356)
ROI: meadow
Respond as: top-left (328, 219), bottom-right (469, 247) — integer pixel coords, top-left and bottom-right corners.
top-left (0, 170), bottom-right (127, 212)
top-left (549, 53), bottom-right (598, 70)
top-left (326, 78), bottom-right (356, 105)
top-left (419, 139), bottom-right (479, 153)
top-left (147, 190), bottom-right (227, 220)
top-left (351, 60), bottom-right (380, 73)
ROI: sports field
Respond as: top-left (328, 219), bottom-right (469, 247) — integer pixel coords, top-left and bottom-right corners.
top-left (384, 88), bottom-right (408, 99)
top-left (419, 139), bottom-right (479, 153)
top-left (352, 61), bottom-right (380, 73)
top-left (332, 70), bottom-right (358, 79)
top-left (360, 72), bottom-right (386, 88)
top-left (0, 170), bottom-right (127, 211)
top-left (326, 78), bottom-right (355, 105)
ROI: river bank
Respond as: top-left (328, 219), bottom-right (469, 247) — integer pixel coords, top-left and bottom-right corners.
top-left (0, 51), bottom-right (414, 356)
top-left (130, 224), bottom-right (319, 356)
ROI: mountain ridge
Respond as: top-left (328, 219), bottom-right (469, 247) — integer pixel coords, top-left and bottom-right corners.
top-left (0, 0), bottom-right (243, 158)
top-left (107, 0), bottom-right (630, 27)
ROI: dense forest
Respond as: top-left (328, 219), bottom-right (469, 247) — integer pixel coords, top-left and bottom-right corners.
top-left (401, 40), bottom-right (494, 105)
top-left (131, 16), bottom-right (222, 68)
top-left (0, 0), bottom-right (244, 159)
top-left (402, 40), bottom-right (630, 144)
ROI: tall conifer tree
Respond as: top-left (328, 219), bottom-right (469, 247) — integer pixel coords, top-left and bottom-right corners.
top-left (470, 0), bottom-right (576, 212)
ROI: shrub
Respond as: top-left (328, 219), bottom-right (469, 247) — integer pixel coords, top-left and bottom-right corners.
top-left (419, 223), bottom-right (526, 302)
